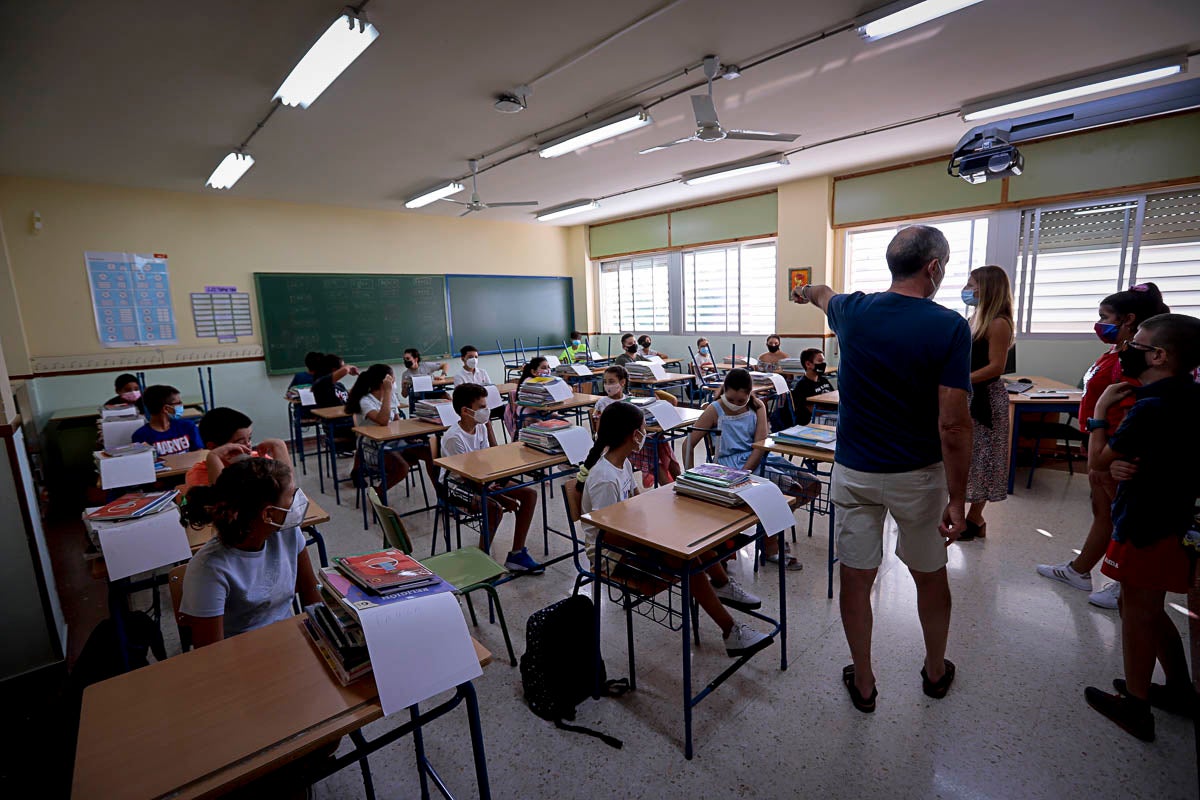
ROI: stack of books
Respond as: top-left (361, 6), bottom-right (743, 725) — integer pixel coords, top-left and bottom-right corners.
top-left (623, 362), bottom-right (656, 381)
top-left (413, 396), bottom-right (454, 422)
top-left (100, 442), bottom-right (154, 459)
top-left (517, 376), bottom-right (568, 407)
top-left (100, 403), bottom-right (141, 421)
top-left (518, 418), bottom-right (573, 453)
top-left (626, 396), bottom-right (658, 425)
top-left (82, 490), bottom-right (180, 557)
top-left (674, 464), bottom-right (756, 507)
top-left (773, 425), bottom-right (836, 449)
top-left (553, 364), bottom-right (588, 378)
top-left (748, 371), bottom-right (774, 387)
top-left (778, 358), bottom-right (807, 373)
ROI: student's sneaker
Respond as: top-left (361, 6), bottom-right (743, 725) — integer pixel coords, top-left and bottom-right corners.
top-left (504, 548), bottom-right (545, 575)
top-left (713, 578), bottom-right (762, 611)
top-left (1084, 686), bottom-right (1155, 742)
top-left (1088, 581), bottom-right (1120, 609)
top-left (1036, 561), bottom-right (1093, 591)
top-left (723, 622), bottom-right (773, 657)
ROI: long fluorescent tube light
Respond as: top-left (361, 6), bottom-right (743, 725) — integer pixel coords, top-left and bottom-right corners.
top-left (1074, 204), bottom-right (1138, 216)
top-left (961, 58), bottom-right (1185, 121)
top-left (405, 181), bottom-right (464, 209)
top-left (206, 152), bottom-right (255, 189)
top-left (536, 200), bottom-right (599, 222)
top-left (274, 13), bottom-right (380, 109)
top-left (681, 154), bottom-right (789, 186)
top-left (856, 0), bottom-right (983, 42)
top-left (539, 108), bottom-right (652, 158)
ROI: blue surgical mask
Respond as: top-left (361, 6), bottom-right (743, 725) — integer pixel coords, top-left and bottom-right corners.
top-left (170, 405), bottom-right (184, 419)
top-left (961, 289), bottom-right (979, 307)
top-left (699, 347), bottom-right (710, 355)
top-left (571, 339), bottom-right (581, 346)
top-left (1094, 322), bottom-right (1121, 344)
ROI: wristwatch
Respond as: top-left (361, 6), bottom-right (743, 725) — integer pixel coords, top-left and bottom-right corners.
top-left (799, 284), bottom-right (812, 301)
top-left (1085, 418), bottom-right (1110, 432)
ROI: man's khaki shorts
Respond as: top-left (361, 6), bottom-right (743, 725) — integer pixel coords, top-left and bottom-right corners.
top-left (831, 462), bottom-right (949, 573)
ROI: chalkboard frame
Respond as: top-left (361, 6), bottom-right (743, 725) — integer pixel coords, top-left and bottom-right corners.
top-left (446, 274), bottom-right (575, 356)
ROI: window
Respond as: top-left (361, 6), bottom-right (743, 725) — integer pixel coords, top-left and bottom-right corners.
top-left (844, 218), bottom-right (989, 316)
top-left (598, 254), bottom-right (670, 333)
top-left (1015, 188), bottom-right (1200, 333)
top-left (682, 240), bottom-right (778, 335)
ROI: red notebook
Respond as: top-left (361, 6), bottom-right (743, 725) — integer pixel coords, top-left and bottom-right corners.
top-left (527, 418), bottom-right (572, 432)
top-left (334, 549), bottom-right (436, 594)
top-left (85, 490), bottom-right (179, 521)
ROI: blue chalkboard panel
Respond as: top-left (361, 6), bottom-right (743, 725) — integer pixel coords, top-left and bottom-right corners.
top-left (446, 275), bottom-right (574, 354)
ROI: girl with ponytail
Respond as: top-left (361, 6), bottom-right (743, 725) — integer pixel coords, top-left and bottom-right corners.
top-left (579, 402), bottom-right (771, 657)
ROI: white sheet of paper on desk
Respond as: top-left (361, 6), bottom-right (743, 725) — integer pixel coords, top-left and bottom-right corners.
top-left (97, 507), bottom-right (191, 581)
top-left (647, 363), bottom-right (668, 381)
top-left (544, 355), bottom-right (561, 368)
top-left (484, 384), bottom-right (505, 409)
top-left (648, 400), bottom-right (686, 431)
top-left (410, 375), bottom-right (434, 393)
top-left (569, 364), bottom-right (592, 376)
top-left (550, 426), bottom-right (593, 464)
top-left (96, 449), bottom-right (156, 490)
top-left (645, 355), bottom-right (664, 365)
top-left (545, 380), bottom-right (573, 403)
top-left (297, 388), bottom-right (316, 406)
top-left (589, 351), bottom-right (603, 361)
top-left (357, 591), bottom-right (483, 717)
top-left (736, 480), bottom-right (795, 537)
top-left (101, 419), bottom-right (144, 449)
top-left (767, 373), bottom-right (788, 395)
top-left (435, 402), bottom-right (460, 426)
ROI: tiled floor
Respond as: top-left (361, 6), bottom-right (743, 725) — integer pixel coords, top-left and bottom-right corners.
top-left (286, 447), bottom-right (1197, 800)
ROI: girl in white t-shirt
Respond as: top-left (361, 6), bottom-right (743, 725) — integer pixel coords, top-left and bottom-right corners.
top-left (345, 364), bottom-right (434, 492)
top-left (578, 401), bottom-right (770, 657)
top-left (591, 365), bottom-right (681, 487)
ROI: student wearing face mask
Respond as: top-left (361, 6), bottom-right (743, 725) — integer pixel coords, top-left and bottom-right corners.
top-left (790, 348), bottom-right (834, 425)
top-left (131, 384), bottom-right (203, 456)
top-left (592, 365), bottom-right (681, 487)
top-left (696, 338), bottom-right (715, 370)
top-left (1037, 283), bottom-right (1169, 609)
top-left (635, 335), bottom-right (662, 360)
top-left (453, 345), bottom-right (492, 387)
top-left (612, 333), bottom-right (640, 366)
top-left (399, 348), bottom-right (449, 398)
top-left (503, 357), bottom-right (558, 439)
top-left (560, 330), bottom-right (589, 365)
top-left (104, 372), bottom-right (146, 416)
top-left (345, 364), bottom-right (435, 493)
top-left (757, 334), bottom-right (789, 371)
top-left (179, 458), bottom-right (321, 647)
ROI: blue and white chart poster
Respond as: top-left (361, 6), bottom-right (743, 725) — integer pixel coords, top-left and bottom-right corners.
top-left (85, 251), bottom-right (178, 348)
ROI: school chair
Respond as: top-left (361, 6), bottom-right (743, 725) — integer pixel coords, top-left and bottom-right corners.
top-left (560, 484), bottom-right (700, 691)
top-left (168, 563), bottom-right (192, 653)
top-left (686, 346), bottom-right (722, 406)
top-left (367, 488), bottom-right (516, 666)
top-left (427, 437), bottom-right (486, 557)
top-left (1020, 410), bottom-right (1087, 489)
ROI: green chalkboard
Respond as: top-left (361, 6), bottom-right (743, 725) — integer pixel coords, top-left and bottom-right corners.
top-left (447, 275), bottom-right (574, 354)
top-left (254, 273), bottom-right (450, 374)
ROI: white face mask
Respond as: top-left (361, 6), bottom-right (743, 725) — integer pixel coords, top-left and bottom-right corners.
top-left (466, 357), bottom-right (478, 369)
top-left (266, 487), bottom-right (309, 529)
top-left (472, 407), bottom-right (490, 424)
top-left (632, 431), bottom-right (646, 450)
top-left (537, 369), bottom-right (551, 377)
top-left (719, 394), bottom-right (749, 411)
top-left (603, 382), bottom-right (623, 397)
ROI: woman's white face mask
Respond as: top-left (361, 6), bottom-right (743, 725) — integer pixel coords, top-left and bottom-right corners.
top-left (465, 357), bottom-right (479, 369)
top-left (719, 393), bottom-right (749, 411)
top-left (266, 487), bottom-right (309, 529)
top-left (603, 381), bottom-right (623, 397)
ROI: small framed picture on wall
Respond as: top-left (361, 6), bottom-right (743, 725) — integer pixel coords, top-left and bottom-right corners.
top-left (789, 268), bottom-right (812, 294)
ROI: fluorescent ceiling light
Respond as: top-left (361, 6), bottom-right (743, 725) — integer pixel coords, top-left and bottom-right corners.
top-left (274, 14), bottom-right (379, 109)
top-left (205, 152), bottom-right (255, 189)
top-left (856, 0), bottom-right (983, 42)
top-left (405, 181), bottom-right (464, 209)
top-left (536, 200), bottom-right (599, 222)
top-left (681, 154), bottom-right (789, 186)
top-left (961, 59), bottom-right (1185, 121)
top-left (1074, 204), bottom-right (1138, 216)
top-left (539, 109), bottom-right (652, 158)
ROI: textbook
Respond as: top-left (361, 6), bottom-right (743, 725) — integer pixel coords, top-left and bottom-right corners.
top-left (518, 419), bottom-right (574, 454)
top-left (335, 549), bottom-right (437, 595)
top-left (320, 567), bottom-right (453, 616)
top-left (302, 611), bottom-right (372, 686)
top-left (773, 425), bottom-right (836, 446)
top-left (85, 489), bottom-right (179, 521)
top-left (681, 463), bottom-right (753, 487)
top-left (413, 397), bottom-right (454, 422)
top-left (777, 358), bottom-right (807, 373)
top-left (101, 441), bottom-right (154, 458)
top-left (675, 472), bottom-right (768, 507)
top-left (517, 376), bottom-right (572, 407)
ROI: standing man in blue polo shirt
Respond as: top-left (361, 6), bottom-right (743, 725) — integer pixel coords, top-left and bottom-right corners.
top-left (792, 225), bottom-right (973, 713)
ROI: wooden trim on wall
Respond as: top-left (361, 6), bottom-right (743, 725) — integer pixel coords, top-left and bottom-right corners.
top-left (588, 189), bottom-right (778, 230)
top-left (594, 232), bottom-right (780, 261)
top-left (1000, 177), bottom-right (1009, 204)
top-left (14, 355), bottom-right (267, 380)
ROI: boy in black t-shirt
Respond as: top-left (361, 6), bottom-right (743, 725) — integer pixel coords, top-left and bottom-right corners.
top-left (790, 348), bottom-right (834, 426)
top-left (1083, 313), bottom-right (1200, 742)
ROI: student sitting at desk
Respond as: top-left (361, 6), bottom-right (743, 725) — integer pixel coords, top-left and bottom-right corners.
top-left (695, 338), bottom-right (715, 372)
top-left (346, 364), bottom-right (435, 492)
top-left (103, 372), bottom-right (146, 416)
top-left (790, 348), bottom-right (834, 426)
top-left (310, 353), bottom-right (358, 408)
top-left (443, 383), bottom-right (543, 574)
top-left (635, 334), bottom-right (662, 360)
top-left (179, 458), bottom-right (321, 646)
top-left (287, 350), bottom-right (324, 390)
top-left (131, 385), bottom-right (202, 457)
top-left (400, 347), bottom-right (449, 397)
top-left (503, 357), bottom-right (557, 439)
top-left (612, 333), bottom-right (639, 366)
top-left (186, 406), bottom-right (289, 488)
top-left (579, 401), bottom-right (770, 657)
top-left (453, 344), bottom-right (492, 387)
top-left (561, 330), bottom-right (589, 364)
top-left (593, 365), bottom-right (681, 488)
top-left (757, 334), bottom-right (789, 372)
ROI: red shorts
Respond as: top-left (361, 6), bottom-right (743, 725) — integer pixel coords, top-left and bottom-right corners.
top-left (1100, 536), bottom-right (1193, 594)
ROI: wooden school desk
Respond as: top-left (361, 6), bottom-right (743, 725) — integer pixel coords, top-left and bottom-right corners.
top-left (582, 485), bottom-right (795, 759)
top-left (433, 441), bottom-right (577, 569)
top-left (645, 406), bottom-right (703, 487)
top-left (352, 417), bottom-right (448, 527)
top-left (157, 449), bottom-right (208, 479)
top-left (73, 616), bottom-right (495, 800)
top-left (1004, 375), bottom-right (1082, 493)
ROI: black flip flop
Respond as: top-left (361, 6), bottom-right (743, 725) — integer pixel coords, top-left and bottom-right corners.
top-left (842, 664), bottom-right (877, 713)
top-left (921, 659), bottom-right (956, 699)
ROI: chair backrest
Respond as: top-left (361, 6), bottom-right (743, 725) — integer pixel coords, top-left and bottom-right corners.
top-left (168, 563), bottom-right (192, 652)
top-left (366, 487), bottom-right (415, 554)
top-left (559, 483), bottom-right (592, 579)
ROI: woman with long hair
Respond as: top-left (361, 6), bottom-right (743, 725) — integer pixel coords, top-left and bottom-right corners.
top-left (345, 364), bottom-right (434, 492)
top-left (959, 265), bottom-right (1015, 540)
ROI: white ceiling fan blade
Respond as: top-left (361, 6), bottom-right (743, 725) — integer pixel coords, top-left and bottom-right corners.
top-left (485, 201), bottom-right (540, 207)
top-left (725, 130), bottom-right (800, 142)
top-left (439, 198), bottom-right (470, 205)
top-left (638, 137), bottom-right (694, 155)
top-left (691, 94), bottom-right (720, 128)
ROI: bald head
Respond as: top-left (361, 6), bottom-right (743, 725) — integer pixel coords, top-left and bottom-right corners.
top-left (886, 225), bottom-right (949, 280)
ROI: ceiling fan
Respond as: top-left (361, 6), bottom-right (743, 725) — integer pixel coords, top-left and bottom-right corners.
top-left (639, 55), bottom-right (800, 155)
top-left (441, 159), bottom-right (539, 216)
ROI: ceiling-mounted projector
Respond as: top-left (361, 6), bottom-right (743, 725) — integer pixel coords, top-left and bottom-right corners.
top-left (948, 128), bottom-right (1023, 184)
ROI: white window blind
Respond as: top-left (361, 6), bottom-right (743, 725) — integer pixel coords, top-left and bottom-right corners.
top-left (683, 239), bottom-right (777, 335)
top-left (1136, 189), bottom-right (1200, 318)
top-left (598, 254), bottom-right (670, 333)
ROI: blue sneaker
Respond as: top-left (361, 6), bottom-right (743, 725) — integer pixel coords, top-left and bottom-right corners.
top-left (504, 548), bottom-right (545, 575)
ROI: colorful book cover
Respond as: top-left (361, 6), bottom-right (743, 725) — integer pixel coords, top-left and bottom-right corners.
top-left (775, 425), bottom-right (836, 443)
top-left (685, 463), bottom-right (752, 484)
top-left (335, 549), bottom-right (435, 593)
top-left (85, 489), bottom-right (178, 521)
top-left (527, 418), bottom-right (572, 431)
top-left (320, 567), bottom-right (454, 615)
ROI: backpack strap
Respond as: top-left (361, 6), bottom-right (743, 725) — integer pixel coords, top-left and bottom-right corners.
top-left (554, 719), bottom-right (623, 749)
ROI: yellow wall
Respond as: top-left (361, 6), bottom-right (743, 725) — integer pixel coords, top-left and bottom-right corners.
top-left (0, 176), bottom-right (576, 366)
top-left (775, 176), bottom-right (833, 335)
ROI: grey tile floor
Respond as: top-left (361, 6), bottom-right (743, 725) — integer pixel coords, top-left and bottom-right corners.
top-left (292, 446), bottom-right (1195, 800)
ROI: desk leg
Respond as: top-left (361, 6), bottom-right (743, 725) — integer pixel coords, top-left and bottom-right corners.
top-left (1007, 406), bottom-right (1020, 495)
top-left (592, 536), bottom-right (604, 699)
top-left (461, 682), bottom-right (493, 800)
top-left (775, 522), bottom-right (788, 671)
top-left (681, 568), bottom-right (694, 760)
top-left (108, 580), bottom-right (132, 673)
top-left (315, 418), bottom-right (326, 495)
top-left (348, 729), bottom-right (377, 800)
top-left (828, 504), bottom-right (836, 600)
top-left (540, 473), bottom-right (550, 556)
top-left (329, 421), bottom-right (342, 506)
top-left (409, 703), bottom-right (432, 800)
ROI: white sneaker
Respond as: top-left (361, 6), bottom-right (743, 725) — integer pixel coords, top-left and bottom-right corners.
top-left (723, 622), bottom-right (772, 657)
top-left (713, 578), bottom-right (762, 611)
top-left (1088, 581), bottom-right (1120, 609)
top-left (1036, 561), bottom-right (1093, 591)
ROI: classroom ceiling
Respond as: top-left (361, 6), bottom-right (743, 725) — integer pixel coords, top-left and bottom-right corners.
top-left (1, 0), bottom-right (1198, 226)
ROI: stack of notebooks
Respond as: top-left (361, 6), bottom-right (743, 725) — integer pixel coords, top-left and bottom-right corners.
top-left (99, 441), bottom-right (154, 458)
top-left (748, 371), bottom-right (775, 387)
top-left (82, 489), bottom-right (180, 558)
top-left (674, 464), bottom-right (757, 507)
top-left (413, 396), bottom-right (454, 422)
top-left (518, 418), bottom-right (574, 453)
top-left (773, 425), bottom-right (836, 450)
top-left (304, 549), bottom-right (449, 686)
top-left (553, 364), bottom-right (587, 378)
top-left (623, 362), bottom-right (657, 381)
top-left (778, 358), bottom-right (808, 373)
top-left (517, 376), bottom-right (568, 407)
top-left (100, 403), bottom-right (142, 421)
top-left (627, 396), bottom-right (658, 425)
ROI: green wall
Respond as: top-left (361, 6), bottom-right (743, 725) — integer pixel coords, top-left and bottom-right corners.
top-left (588, 193), bottom-right (778, 258)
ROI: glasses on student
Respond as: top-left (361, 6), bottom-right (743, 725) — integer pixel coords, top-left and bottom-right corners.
top-left (1121, 340), bottom-right (1158, 353)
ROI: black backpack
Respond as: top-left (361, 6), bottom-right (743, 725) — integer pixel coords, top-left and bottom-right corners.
top-left (520, 595), bottom-right (629, 748)
top-left (70, 611), bottom-right (167, 694)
